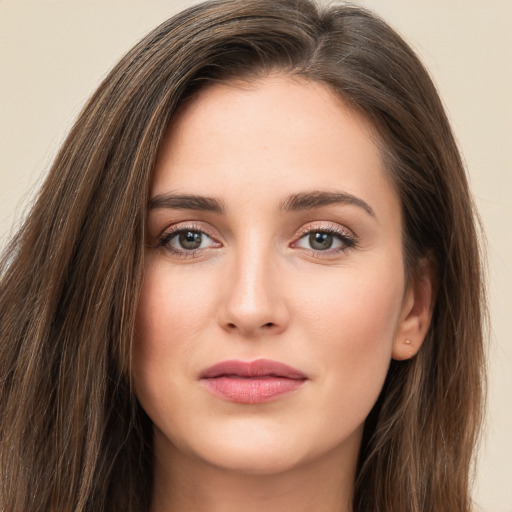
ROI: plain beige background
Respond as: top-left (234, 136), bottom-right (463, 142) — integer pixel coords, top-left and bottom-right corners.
top-left (1, 0), bottom-right (510, 509)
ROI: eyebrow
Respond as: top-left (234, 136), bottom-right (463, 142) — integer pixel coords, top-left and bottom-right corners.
top-left (149, 193), bottom-right (225, 214)
top-left (280, 191), bottom-right (376, 217)
top-left (148, 190), bottom-right (375, 217)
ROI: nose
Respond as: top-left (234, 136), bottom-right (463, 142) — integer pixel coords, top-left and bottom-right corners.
top-left (218, 246), bottom-right (289, 337)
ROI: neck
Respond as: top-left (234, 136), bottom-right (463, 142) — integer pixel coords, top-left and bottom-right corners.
top-left (150, 430), bottom-right (360, 512)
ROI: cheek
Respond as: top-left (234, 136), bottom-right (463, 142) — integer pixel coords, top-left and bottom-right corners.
top-left (135, 259), bottom-right (217, 345)
top-left (295, 264), bottom-right (404, 414)
top-left (132, 260), bottom-right (216, 403)
top-left (299, 261), bottom-right (403, 340)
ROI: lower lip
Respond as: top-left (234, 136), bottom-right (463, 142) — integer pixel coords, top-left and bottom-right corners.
top-left (201, 376), bottom-right (306, 404)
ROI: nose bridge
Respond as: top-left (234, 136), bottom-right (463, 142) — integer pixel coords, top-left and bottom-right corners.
top-left (220, 232), bottom-right (287, 335)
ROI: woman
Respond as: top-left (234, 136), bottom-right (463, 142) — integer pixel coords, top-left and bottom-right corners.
top-left (0, 0), bottom-right (485, 511)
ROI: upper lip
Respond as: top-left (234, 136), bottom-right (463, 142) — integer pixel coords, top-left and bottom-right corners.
top-left (200, 359), bottom-right (307, 380)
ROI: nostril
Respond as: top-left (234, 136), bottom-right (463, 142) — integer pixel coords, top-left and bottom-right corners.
top-left (225, 322), bottom-right (275, 330)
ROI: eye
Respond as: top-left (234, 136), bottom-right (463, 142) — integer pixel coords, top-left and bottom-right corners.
top-left (304, 232), bottom-right (338, 251)
top-left (158, 226), bottom-right (221, 257)
top-left (293, 226), bottom-right (357, 254)
top-left (172, 230), bottom-right (208, 250)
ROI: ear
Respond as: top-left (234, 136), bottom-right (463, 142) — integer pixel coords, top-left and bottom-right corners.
top-left (392, 258), bottom-right (436, 361)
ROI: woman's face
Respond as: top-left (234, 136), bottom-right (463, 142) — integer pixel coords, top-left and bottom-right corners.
top-left (134, 76), bottom-right (418, 475)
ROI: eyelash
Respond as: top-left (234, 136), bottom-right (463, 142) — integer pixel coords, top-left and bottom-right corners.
top-left (155, 222), bottom-right (358, 259)
top-left (291, 223), bottom-right (357, 256)
top-left (156, 222), bottom-right (219, 259)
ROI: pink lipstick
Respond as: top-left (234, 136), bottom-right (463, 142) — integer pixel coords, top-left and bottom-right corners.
top-left (200, 359), bottom-right (307, 404)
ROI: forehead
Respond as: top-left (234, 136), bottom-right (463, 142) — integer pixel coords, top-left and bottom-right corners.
top-left (151, 75), bottom-right (398, 219)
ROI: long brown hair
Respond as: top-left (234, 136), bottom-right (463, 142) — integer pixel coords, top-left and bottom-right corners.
top-left (0, 1), bottom-right (485, 510)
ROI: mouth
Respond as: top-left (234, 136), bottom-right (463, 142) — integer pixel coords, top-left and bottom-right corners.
top-left (199, 359), bottom-right (308, 404)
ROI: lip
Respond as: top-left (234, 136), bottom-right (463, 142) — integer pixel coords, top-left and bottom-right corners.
top-left (199, 359), bottom-right (308, 404)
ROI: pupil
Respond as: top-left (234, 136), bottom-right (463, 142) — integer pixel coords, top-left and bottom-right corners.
top-left (179, 231), bottom-right (202, 250)
top-left (309, 232), bottom-right (333, 250)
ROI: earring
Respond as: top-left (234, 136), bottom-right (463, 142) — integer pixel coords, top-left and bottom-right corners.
top-left (405, 339), bottom-right (412, 345)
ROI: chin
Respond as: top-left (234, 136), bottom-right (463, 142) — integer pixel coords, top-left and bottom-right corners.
top-left (198, 442), bottom-right (307, 476)
top-left (169, 417), bottom-right (312, 475)
top-left (178, 417), bottom-right (360, 477)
